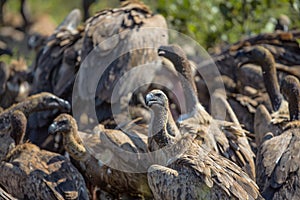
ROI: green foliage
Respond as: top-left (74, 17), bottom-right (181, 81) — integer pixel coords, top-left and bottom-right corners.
top-left (4, 0), bottom-right (300, 49)
top-left (5, 0), bottom-right (116, 25)
top-left (154, 0), bottom-right (300, 49)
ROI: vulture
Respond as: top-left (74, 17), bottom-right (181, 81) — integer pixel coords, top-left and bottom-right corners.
top-left (0, 92), bottom-right (70, 126)
top-left (0, 61), bottom-right (9, 96)
top-left (76, 0), bottom-right (168, 125)
top-left (0, 0), bottom-right (31, 29)
top-left (145, 89), bottom-right (263, 200)
top-left (157, 44), bottom-right (256, 180)
top-left (275, 14), bottom-right (290, 32)
top-left (236, 46), bottom-right (287, 113)
top-left (256, 75), bottom-right (300, 200)
top-left (49, 113), bottom-right (153, 199)
top-left (31, 8), bottom-right (83, 101)
top-left (0, 92), bottom-right (70, 150)
top-left (222, 46), bottom-right (284, 133)
top-left (0, 110), bottom-right (89, 200)
top-left (28, 8), bottom-right (82, 152)
top-left (82, 0), bottom-right (96, 20)
top-left (196, 30), bottom-right (300, 106)
top-left (0, 40), bottom-right (13, 56)
top-left (0, 59), bottom-right (30, 109)
top-left (235, 46), bottom-right (291, 145)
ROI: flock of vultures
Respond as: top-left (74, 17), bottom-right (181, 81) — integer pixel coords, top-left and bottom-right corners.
top-left (1, 0), bottom-right (300, 199)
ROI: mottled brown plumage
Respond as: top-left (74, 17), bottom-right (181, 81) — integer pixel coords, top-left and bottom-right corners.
top-left (235, 46), bottom-right (294, 146)
top-left (32, 8), bottom-right (83, 101)
top-left (0, 110), bottom-right (88, 200)
top-left (223, 46), bottom-right (290, 134)
top-left (0, 186), bottom-right (17, 200)
top-left (146, 89), bottom-right (263, 200)
top-left (256, 75), bottom-right (300, 200)
top-left (0, 59), bottom-right (30, 109)
top-left (0, 61), bottom-right (9, 95)
top-left (28, 9), bottom-right (83, 152)
top-left (49, 114), bottom-right (152, 199)
top-left (158, 44), bottom-right (256, 180)
top-left (237, 46), bottom-right (286, 112)
top-left (0, 92), bottom-right (70, 124)
top-left (199, 31), bottom-right (300, 107)
top-left (1, 143), bottom-right (89, 200)
top-left (0, 92), bottom-right (70, 150)
top-left (78, 0), bottom-right (168, 124)
top-left (211, 90), bottom-right (240, 125)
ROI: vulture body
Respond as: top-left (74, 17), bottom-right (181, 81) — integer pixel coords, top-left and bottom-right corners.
top-left (0, 59), bottom-right (30, 109)
top-left (29, 9), bottom-right (83, 152)
top-left (158, 44), bottom-right (256, 180)
top-left (225, 46), bottom-right (288, 134)
top-left (146, 89), bottom-right (263, 200)
top-left (77, 0), bottom-right (168, 125)
top-left (0, 92), bottom-right (70, 151)
top-left (49, 114), bottom-right (152, 199)
top-left (0, 110), bottom-right (89, 200)
top-left (197, 30), bottom-right (300, 122)
top-left (256, 75), bottom-right (300, 200)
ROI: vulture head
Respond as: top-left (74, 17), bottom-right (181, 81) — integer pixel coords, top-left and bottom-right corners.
top-left (10, 110), bottom-right (27, 145)
top-left (33, 92), bottom-right (71, 112)
top-left (48, 113), bottom-right (77, 136)
top-left (235, 45), bottom-right (274, 67)
top-left (145, 89), bottom-right (169, 108)
top-left (0, 61), bottom-right (9, 95)
top-left (158, 44), bottom-right (188, 70)
top-left (280, 75), bottom-right (300, 121)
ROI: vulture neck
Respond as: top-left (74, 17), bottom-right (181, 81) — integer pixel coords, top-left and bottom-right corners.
top-left (1, 97), bottom-right (43, 117)
top-left (0, 94), bottom-right (69, 120)
top-left (149, 105), bottom-right (174, 150)
top-left (0, 63), bottom-right (9, 95)
top-left (10, 111), bottom-right (27, 145)
top-left (62, 125), bottom-right (88, 161)
top-left (282, 81), bottom-right (300, 121)
top-left (166, 108), bottom-right (180, 137)
top-left (175, 56), bottom-right (199, 114)
top-left (261, 56), bottom-right (283, 111)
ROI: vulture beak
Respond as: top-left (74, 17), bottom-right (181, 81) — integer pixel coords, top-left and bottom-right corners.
top-left (158, 49), bottom-right (166, 56)
top-left (145, 93), bottom-right (156, 107)
top-left (48, 122), bottom-right (58, 135)
top-left (47, 97), bottom-right (71, 112)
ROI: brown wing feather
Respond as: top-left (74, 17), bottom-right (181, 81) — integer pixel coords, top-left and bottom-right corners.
top-left (78, 1), bottom-right (168, 116)
top-left (257, 127), bottom-right (300, 199)
top-left (0, 143), bottom-right (88, 200)
top-left (148, 139), bottom-right (262, 200)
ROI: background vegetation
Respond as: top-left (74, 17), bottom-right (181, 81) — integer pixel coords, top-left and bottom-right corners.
top-left (4, 0), bottom-right (300, 50)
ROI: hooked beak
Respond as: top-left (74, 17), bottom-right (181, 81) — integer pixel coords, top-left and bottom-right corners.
top-left (48, 122), bottom-right (58, 135)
